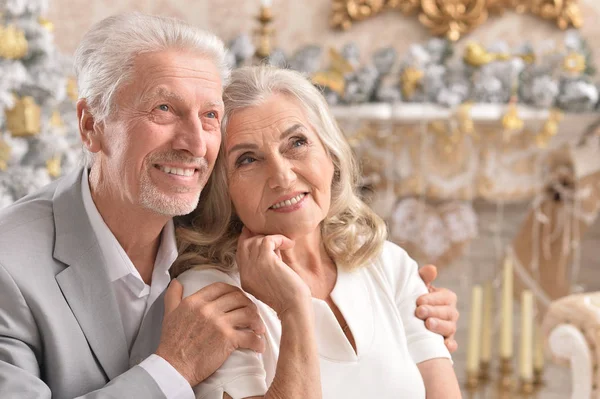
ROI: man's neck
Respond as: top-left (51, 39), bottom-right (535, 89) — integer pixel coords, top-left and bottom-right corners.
top-left (88, 171), bottom-right (170, 285)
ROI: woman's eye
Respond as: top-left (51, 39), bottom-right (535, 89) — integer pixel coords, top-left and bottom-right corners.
top-left (292, 137), bottom-right (307, 147)
top-left (236, 155), bottom-right (256, 167)
top-left (157, 104), bottom-right (169, 112)
top-left (205, 111), bottom-right (217, 119)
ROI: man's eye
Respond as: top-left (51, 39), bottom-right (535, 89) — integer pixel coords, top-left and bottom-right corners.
top-left (157, 104), bottom-right (169, 112)
top-left (206, 111), bottom-right (217, 119)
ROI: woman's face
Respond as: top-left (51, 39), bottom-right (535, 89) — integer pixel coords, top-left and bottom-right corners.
top-left (224, 93), bottom-right (335, 239)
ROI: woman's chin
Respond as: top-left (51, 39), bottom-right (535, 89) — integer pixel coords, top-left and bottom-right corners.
top-left (256, 222), bottom-right (321, 240)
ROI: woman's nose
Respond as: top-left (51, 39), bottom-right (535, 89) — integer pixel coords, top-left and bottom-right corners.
top-left (267, 157), bottom-right (296, 190)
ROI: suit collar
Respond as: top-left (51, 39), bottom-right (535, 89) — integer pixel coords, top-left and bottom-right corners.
top-left (53, 168), bottom-right (129, 380)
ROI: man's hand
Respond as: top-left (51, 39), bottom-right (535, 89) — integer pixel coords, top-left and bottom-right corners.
top-left (417, 265), bottom-right (459, 353)
top-left (155, 279), bottom-right (266, 387)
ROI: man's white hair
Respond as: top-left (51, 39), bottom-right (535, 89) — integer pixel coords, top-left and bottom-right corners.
top-left (73, 12), bottom-right (230, 166)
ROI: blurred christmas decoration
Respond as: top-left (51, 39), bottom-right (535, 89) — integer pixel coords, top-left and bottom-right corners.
top-left (330, 0), bottom-right (582, 41)
top-left (0, 24), bottom-right (29, 60)
top-left (5, 95), bottom-right (41, 137)
top-left (0, 2), bottom-right (79, 208)
top-left (252, 31), bottom-right (599, 112)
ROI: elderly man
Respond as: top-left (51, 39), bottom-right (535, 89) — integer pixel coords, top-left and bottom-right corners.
top-left (0, 12), bottom-right (458, 399)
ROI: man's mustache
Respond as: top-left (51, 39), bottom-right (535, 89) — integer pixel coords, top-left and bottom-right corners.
top-left (149, 152), bottom-right (209, 170)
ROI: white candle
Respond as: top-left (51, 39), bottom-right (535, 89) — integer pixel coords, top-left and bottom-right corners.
top-left (500, 255), bottom-right (513, 358)
top-left (519, 290), bottom-right (534, 380)
top-left (261, 0), bottom-right (273, 7)
top-left (481, 281), bottom-right (494, 363)
top-left (466, 285), bottom-right (483, 373)
top-left (534, 321), bottom-right (545, 370)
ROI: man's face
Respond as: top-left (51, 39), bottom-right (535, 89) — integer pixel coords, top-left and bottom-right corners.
top-left (92, 50), bottom-right (224, 216)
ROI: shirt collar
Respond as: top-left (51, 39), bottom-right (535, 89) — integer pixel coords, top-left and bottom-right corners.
top-left (80, 169), bottom-right (178, 296)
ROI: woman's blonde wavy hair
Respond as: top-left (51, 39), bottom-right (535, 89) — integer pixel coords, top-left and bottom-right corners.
top-left (172, 65), bottom-right (387, 277)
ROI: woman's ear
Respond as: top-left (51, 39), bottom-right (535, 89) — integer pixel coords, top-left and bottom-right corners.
top-left (76, 99), bottom-right (102, 153)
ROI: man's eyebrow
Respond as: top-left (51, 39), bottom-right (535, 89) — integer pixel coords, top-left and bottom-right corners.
top-left (203, 100), bottom-right (225, 110)
top-left (227, 123), bottom-right (305, 156)
top-left (139, 87), bottom-right (185, 105)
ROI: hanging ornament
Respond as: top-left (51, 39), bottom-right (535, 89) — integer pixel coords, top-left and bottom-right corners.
top-left (0, 24), bottom-right (29, 60)
top-left (0, 137), bottom-right (11, 171)
top-left (66, 77), bottom-right (79, 102)
top-left (501, 100), bottom-right (524, 142)
top-left (535, 109), bottom-right (563, 148)
top-left (5, 96), bottom-right (41, 137)
top-left (38, 17), bottom-right (54, 32)
top-left (46, 155), bottom-right (62, 178)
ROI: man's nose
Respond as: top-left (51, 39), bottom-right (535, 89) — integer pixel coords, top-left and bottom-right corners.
top-left (172, 117), bottom-right (207, 158)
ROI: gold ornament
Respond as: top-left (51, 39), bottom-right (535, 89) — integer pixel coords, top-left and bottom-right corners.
top-left (46, 155), bottom-right (62, 178)
top-left (5, 96), bottom-right (41, 137)
top-left (0, 137), bottom-right (11, 171)
top-left (501, 102), bottom-right (524, 141)
top-left (400, 67), bottom-right (424, 99)
top-left (38, 17), bottom-right (54, 32)
top-left (535, 109), bottom-right (562, 148)
top-left (0, 24), bottom-right (29, 60)
top-left (420, 0), bottom-right (488, 41)
top-left (50, 109), bottom-right (64, 127)
top-left (255, 4), bottom-right (274, 59)
top-left (331, 0), bottom-right (583, 40)
top-left (562, 52), bottom-right (586, 74)
top-left (456, 102), bottom-right (474, 135)
top-left (66, 77), bottom-right (79, 102)
top-left (463, 42), bottom-right (511, 67)
top-left (312, 48), bottom-right (355, 96)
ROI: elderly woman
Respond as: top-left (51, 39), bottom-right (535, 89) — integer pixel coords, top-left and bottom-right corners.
top-left (173, 65), bottom-right (461, 398)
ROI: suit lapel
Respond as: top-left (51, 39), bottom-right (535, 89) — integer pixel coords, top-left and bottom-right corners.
top-left (53, 168), bottom-right (129, 380)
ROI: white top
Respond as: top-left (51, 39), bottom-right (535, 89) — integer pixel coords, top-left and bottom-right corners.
top-left (178, 241), bottom-right (451, 399)
top-left (81, 170), bottom-right (194, 399)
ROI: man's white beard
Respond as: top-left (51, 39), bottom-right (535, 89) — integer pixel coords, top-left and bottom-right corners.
top-left (139, 171), bottom-right (204, 216)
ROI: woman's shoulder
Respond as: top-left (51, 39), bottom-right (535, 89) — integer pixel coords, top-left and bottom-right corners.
top-left (177, 266), bottom-right (241, 299)
top-left (368, 240), bottom-right (419, 289)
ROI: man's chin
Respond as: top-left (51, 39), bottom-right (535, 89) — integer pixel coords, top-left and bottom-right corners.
top-left (140, 191), bottom-right (200, 217)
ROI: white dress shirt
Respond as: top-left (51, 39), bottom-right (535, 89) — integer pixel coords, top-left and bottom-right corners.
top-left (81, 170), bottom-right (194, 399)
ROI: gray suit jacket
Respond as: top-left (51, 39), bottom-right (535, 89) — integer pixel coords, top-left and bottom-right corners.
top-left (0, 168), bottom-right (167, 398)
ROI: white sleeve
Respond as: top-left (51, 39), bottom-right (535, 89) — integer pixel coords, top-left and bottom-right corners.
top-left (138, 354), bottom-right (195, 399)
top-left (177, 268), bottom-right (268, 399)
top-left (379, 241), bottom-right (451, 364)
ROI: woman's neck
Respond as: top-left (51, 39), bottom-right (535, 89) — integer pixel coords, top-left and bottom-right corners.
top-left (280, 229), bottom-right (337, 299)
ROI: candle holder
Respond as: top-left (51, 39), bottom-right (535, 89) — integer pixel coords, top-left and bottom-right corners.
top-left (479, 361), bottom-right (491, 381)
top-left (519, 378), bottom-right (535, 394)
top-left (465, 369), bottom-right (480, 390)
top-left (254, 5), bottom-right (274, 60)
top-left (498, 357), bottom-right (514, 390)
top-left (533, 367), bottom-right (545, 386)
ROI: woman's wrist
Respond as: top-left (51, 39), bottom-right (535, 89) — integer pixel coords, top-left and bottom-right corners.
top-left (278, 295), bottom-right (313, 324)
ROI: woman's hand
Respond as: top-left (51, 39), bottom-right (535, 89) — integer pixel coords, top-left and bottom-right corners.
top-left (236, 227), bottom-right (311, 316)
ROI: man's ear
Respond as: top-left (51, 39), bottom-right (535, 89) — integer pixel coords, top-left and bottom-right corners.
top-left (76, 99), bottom-right (102, 153)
